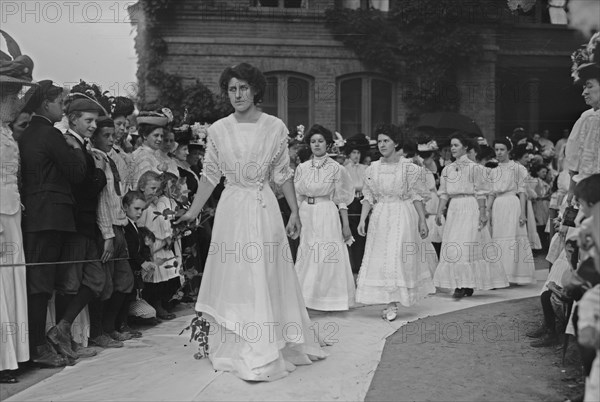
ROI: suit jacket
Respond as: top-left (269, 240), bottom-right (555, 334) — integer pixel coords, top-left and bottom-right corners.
top-left (18, 116), bottom-right (87, 233)
top-left (64, 132), bottom-right (107, 239)
top-left (123, 220), bottom-right (144, 273)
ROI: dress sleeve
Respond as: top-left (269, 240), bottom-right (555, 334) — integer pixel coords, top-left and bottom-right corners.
top-left (516, 164), bottom-right (527, 194)
top-left (151, 197), bottom-right (174, 240)
top-left (200, 131), bottom-right (222, 187)
top-left (294, 163), bottom-right (306, 207)
top-left (362, 165), bottom-right (375, 206)
top-left (474, 164), bottom-right (491, 199)
top-left (271, 123), bottom-right (294, 186)
top-left (405, 163), bottom-right (424, 203)
top-left (576, 114), bottom-right (600, 179)
top-left (333, 164), bottom-right (355, 208)
top-left (132, 151), bottom-right (158, 190)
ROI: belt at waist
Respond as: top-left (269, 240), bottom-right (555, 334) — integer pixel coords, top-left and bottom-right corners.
top-left (449, 194), bottom-right (474, 199)
top-left (304, 196), bottom-right (332, 205)
top-left (496, 191), bottom-right (517, 197)
top-left (378, 195), bottom-right (412, 203)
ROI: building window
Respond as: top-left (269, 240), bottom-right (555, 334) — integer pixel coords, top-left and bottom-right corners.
top-left (336, 0), bottom-right (389, 11)
top-left (338, 75), bottom-right (394, 137)
top-left (253, 0), bottom-right (307, 8)
top-left (263, 73), bottom-right (313, 129)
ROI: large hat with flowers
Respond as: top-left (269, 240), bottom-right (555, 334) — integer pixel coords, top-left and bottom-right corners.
top-left (0, 30), bottom-right (36, 87)
top-left (137, 108), bottom-right (173, 127)
top-left (571, 32), bottom-right (600, 84)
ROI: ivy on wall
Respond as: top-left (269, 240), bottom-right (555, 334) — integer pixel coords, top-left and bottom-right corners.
top-left (135, 0), bottom-right (232, 124)
top-left (325, 0), bottom-right (485, 123)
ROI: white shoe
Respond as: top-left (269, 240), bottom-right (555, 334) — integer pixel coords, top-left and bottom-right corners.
top-left (381, 306), bottom-right (398, 322)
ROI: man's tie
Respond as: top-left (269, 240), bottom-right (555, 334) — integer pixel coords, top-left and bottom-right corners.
top-left (106, 155), bottom-right (122, 196)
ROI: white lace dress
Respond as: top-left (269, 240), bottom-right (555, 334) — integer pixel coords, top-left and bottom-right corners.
top-left (355, 158), bottom-right (436, 306)
top-left (195, 113), bottom-right (326, 382)
top-left (294, 156), bottom-right (355, 311)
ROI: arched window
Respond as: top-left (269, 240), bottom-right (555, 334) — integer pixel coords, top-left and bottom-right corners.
top-left (263, 72), bottom-right (314, 129)
top-left (338, 75), bottom-right (395, 137)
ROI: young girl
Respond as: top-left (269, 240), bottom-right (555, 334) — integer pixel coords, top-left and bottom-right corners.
top-left (489, 137), bottom-right (536, 284)
top-left (513, 145), bottom-right (543, 251)
top-left (356, 125), bottom-right (436, 321)
top-left (137, 171), bottom-right (182, 320)
top-left (294, 124), bottom-right (356, 311)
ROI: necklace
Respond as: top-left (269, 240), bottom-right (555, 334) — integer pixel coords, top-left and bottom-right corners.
top-left (311, 156), bottom-right (328, 169)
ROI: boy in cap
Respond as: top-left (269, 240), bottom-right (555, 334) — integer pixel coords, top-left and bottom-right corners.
top-left (19, 80), bottom-right (88, 367)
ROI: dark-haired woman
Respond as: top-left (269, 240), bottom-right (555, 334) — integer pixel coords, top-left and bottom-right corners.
top-left (355, 125), bottom-right (435, 321)
top-left (433, 134), bottom-right (509, 299)
top-left (176, 63), bottom-right (325, 381)
top-left (489, 137), bottom-right (536, 284)
top-left (130, 111), bottom-right (169, 188)
top-left (294, 124), bottom-right (355, 311)
top-left (109, 96), bottom-right (135, 192)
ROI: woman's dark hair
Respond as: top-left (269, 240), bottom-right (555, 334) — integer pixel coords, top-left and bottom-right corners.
top-left (122, 190), bottom-right (145, 207)
top-left (530, 163), bottom-right (548, 178)
top-left (574, 173), bottom-right (600, 205)
top-left (297, 146), bottom-right (312, 163)
top-left (403, 140), bottom-right (417, 158)
top-left (374, 123), bottom-right (400, 146)
top-left (493, 136), bottom-right (513, 151)
top-left (449, 132), bottom-right (475, 151)
top-left (305, 124), bottom-right (333, 145)
top-left (111, 96), bottom-right (135, 119)
top-left (476, 145), bottom-right (496, 162)
top-left (417, 150), bottom-right (434, 159)
top-left (219, 63), bottom-right (266, 105)
top-left (138, 123), bottom-right (163, 139)
top-left (511, 144), bottom-right (529, 161)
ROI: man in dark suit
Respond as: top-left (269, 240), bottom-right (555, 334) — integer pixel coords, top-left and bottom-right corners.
top-left (19, 81), bottom-right (87, 367)
top-left (43, 94), bottom-right (109, 359)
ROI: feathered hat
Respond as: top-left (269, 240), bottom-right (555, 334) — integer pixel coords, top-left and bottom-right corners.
top-left (344, 133), bottom-right (370, 155)
top-left (0, 30), bottom-right (36, 87)
top-left (571, 32), bottom-right (600, 84)
top-left (137, 108), bottom-right (173, 127)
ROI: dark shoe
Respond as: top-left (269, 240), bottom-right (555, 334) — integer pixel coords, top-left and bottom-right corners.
top-left (530, 333), bottom-right (559, 348)
top-left (71, 340), bottom-right (97, 358)
top-left (31, 343), bottom-right (69, 368)
top-left (526, 325), bottom-right (549, 338)
top-left (464, 288), bottom-right (474, 297)
top-left (109, 330), bottom-right (132, 342)
top-left (0, 370), bottom-right (18, 384)
top-left (119, 324), bottom-right (142, 339)
top-left (452, 288), bottom-right (465, 299)
top-left (89, 334), bottom-right (123, 348)
top-left (47, 325), bottom-right (78, 360)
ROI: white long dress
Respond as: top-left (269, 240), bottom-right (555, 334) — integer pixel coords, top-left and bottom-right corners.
top-left (423, 169), bottom-right (444, 244)
top-left (195, 113), bottom-right (326, 382)
top-left (523, 173), bottom-right (543, 250)
top-left (355, 157), bottom-right (436, 306)
top-left (0, 124), bottom-right (29, 370)
top-left (433, 155), bottom-right (509, 290)
top-left (294, 156), bottom-right (355, 311)
top-left (490, 161), bottom-right (536, 284)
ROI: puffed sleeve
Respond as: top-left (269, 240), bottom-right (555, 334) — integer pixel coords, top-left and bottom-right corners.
top-left (132, 151), bottom-right (158, 190)
top-left (333, 164), bottom-right (355, 209)
top-left (294, 163), bottom-right (307, 207)
top-left (437, 166), bottom-right (449, 200)
top-left (516, 164), bottom-right (528, 194)
top-left (524, 175), bottom-right (538, 199)
top-left (474, 164), bottom-right (491, 199)
top-left (404, 162), bottom-right (424, 203)
top-left (271, 122), bottom-right (294, 186)
top-left (576, 114), bottom-right (600, 181)
top-left (362, 165), bottom-right (375, 206)
top-left (200, 131), bottom-right (222, 187)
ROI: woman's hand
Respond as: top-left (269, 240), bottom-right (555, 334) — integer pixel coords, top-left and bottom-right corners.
top-left (342, 224), bottom-right (352, 242)
top-left (286, 211), bottom-right (301, 240)
top-left (174, 211), bottom-right (196, 225)
top-left (435, 213), bottom-right (443, 227)
top-left (519, 213), bottom-right (527, 227)
top-left (418, 219), bottom-right (429, 239)
top-left (479, 210), bottom-right (488, 230)
top-left (357, 220), bottom-right (367, 237)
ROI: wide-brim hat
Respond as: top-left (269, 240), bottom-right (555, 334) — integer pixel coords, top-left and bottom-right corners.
top-left (174, 129), bottom-right (192, 146)
top-left (22, 80), bottom-right (61, 112)
top-left (65, 94), bottom-right (106, 115)
top-left (575, 62), bottom-right (600, 85)
top-left (344, 133), bottom-right (370, 154)
top-left (0, 30), bottom-right (37, 88)
top-left (136, 108), bottom-right (172, 127)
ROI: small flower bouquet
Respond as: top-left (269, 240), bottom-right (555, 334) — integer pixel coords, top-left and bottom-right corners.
top-left (191, 122), bottom-right (210, 147)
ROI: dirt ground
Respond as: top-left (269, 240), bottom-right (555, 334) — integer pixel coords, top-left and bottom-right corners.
top-left (366, 297), bottom-right (585, 402)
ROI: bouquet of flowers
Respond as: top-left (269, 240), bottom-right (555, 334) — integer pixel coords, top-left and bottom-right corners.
top-left (191, 122), bottom-right (210, 147)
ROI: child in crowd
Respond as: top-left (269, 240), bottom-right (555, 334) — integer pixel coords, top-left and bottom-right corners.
top-left (122, 190), bottom-right (157, 327)
top-left (136, 171), bottom-right (182, 320)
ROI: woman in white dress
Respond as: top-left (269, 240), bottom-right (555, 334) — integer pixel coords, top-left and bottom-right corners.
top-left (433, 133), bottom-right (509, 299)
top-left (356, 125), bottom-right (435, 321)
top-left (130, 110), bottom-right (169, 188)
top-left (294, 124), bottom-right (355, 311)
top-left (489, 137), bottom-right (536, 284)
top-left (512, 145), bottom-right (543, 250)
top-left (177, 63), bottom-right (326, 382)
top-left (417, 140), bottom-right (444, 259)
